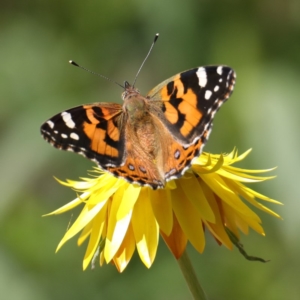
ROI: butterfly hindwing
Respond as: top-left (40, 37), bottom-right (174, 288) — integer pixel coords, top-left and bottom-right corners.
top-left (41, 103), bottom-right (126, 167)
top-left (163, 125), bottom-right (212, 181)
top-left (147, 66), bottom-right (236, 145)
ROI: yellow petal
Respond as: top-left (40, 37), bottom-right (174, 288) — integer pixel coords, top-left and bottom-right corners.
top-left (132, 189), bottom-right (159, 268)
top-left (192, 153), bottom-right (224, 173)
top-left (56, 200), bottom-right (107, 251)
top-left (201, 173), bottom-right (261, 221)
top-left (78, 221), bottom-right (92, 246)
top-left (149, 189), bottom-right (173, 235)
top-left (113, 224), bottom-right (136, 273)
top-left (116, 184), bottom-right (141, 220)
top-left (104, 194), bottom-right (132, 263)
top-left (82, 207), bottom-right (106, 270)
top-left (44, 192), bottom-right (90, 215)
top-left (224, 179), bottom-right (282, 218)
top-left (178, 176), bottom-right (215, 222)
top-left (240, 184), bottom-right (282, 205)
top-left (165, 179), bottom-right (177, 189)
top-left (225, 165), bottom-right (276, 174)
top-left (87, 178), bottom-right (120, 205)
top-left (170, 186), bottom-right (205, 253)
top-left (198, 179), bottom-right (233, 249)
top-left (161, 214), bottom-right (187, 259)
top-left (216, 169), bottom-right (274, 183)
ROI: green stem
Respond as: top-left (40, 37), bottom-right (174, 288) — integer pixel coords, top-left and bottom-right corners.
top-left (177, 250), bottom-right (208, 300)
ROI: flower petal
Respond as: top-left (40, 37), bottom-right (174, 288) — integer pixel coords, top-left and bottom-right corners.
top-left (87, 177), bottom-right (120, 205)
top-left (170, 186), bottom-right (205, 253)
top-left (223, 178), bottom-right (282, 218)
top-left (161, 214), bottom-right (187, 259)
top-left (82, 205), bottom-right (107, 270)
top-left (44, 192), bottom-right (90, 215)
top-left (215, 168), bottom-right (275, 183)
top-left (198, 179), bottom-right (233, 249)
top-left (192, 153), bottom-right (224, 173)
top-left (116, 184), bottom-right (141, 220)
top-left (104, 194), bottom-right (132, 263)
top-left (56, 200), bottom-right (107, 251)
top-left (132, 189), bottom-right (159, 268)
top-left (201, 173), bottom-right (261, 221)
top-left (78, 221), bottom-right (92, 246)
top-left (113, 224), bottom-right (136, 272)
top-left (149, 189), bottom-right (173, 235)
top-left (178, 176), bottom-right (215, 223)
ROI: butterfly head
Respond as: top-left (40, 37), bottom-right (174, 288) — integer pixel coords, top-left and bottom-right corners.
top-left (122, 81), bottom-right (139, 99)
top-left (121, 81), bottom-right (147, 121)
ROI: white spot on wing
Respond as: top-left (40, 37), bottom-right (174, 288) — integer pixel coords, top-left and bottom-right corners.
top-left (217, 66), bottom-right (223, 75)
top-left (61, 111), bottom-right (76, 129)
top-left (61, 133), bottom-right (68, 139)
top-left (214, 85), bottom-right (219, 92)
top-left (70, 132), bottom-right (79, 140)
top-left (196, 67), bottom-right (207, 88)
top-left (47, 120), bottom-right (54, 129)
top-left (205, 90), bottom-right (212, 100)
top-left (227, 71), bottom-right (232, 80)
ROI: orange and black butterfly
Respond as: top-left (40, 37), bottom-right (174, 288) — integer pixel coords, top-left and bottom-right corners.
top-left (41, 36), bottom-right (236, 189)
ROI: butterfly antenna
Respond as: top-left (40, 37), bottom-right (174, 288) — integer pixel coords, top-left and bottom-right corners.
top-left (132, 33), bottom-right (159, 87)
top-left (69, 60), bottom-right (125, 89)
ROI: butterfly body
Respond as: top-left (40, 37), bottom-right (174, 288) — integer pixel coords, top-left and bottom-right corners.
top-left (41, 66), bottom-right (236, 189)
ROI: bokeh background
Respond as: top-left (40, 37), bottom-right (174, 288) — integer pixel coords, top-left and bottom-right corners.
top-left (1, 0), bottom-right (299, 299)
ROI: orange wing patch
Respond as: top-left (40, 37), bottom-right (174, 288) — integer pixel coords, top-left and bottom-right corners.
top-left (107, 119), bottom-right (120, 139)
top-left (154, 77), bottom-right (205, 142)
top-left (81, 104), bottom-right (123, 159)
top-left (85, 108), bottom-right (100, 124)
top-left (178, 88), bottom-right (202, 137)
top-left (82, 122), bottom-right (119, 158)
top-left (154, 74), bottom-right (181, 100)
top-left (170, 76), bottom-right (185, 96)
top-left (163, 102), bottom-right (179, 124)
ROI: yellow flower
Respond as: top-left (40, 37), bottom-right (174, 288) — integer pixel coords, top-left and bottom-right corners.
top-left (45, 149), bottom-right (281, 272)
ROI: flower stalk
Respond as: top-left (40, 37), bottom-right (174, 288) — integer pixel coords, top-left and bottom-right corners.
top-left (177, 250), bottom-right (208, 300)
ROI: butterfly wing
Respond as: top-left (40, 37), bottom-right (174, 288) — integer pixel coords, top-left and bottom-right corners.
top-left (41, 103), bottom-right (126, 167)
top-left (147, 66), bottom-right (236, 144)
top-left (147, 66), bottom-right (236, 181)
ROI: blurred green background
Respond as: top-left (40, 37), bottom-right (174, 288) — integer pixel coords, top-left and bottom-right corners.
top-left (0, 0), bottom-right (299, 299)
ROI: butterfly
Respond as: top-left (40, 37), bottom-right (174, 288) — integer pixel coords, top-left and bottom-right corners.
top-left (41, 56), bottom-right (235, 189)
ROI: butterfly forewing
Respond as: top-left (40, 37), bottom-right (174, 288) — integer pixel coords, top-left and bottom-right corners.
top-left (148, 66), bottom-right (236, 144)
top-left (41, 103), bottom-right (126, 167)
